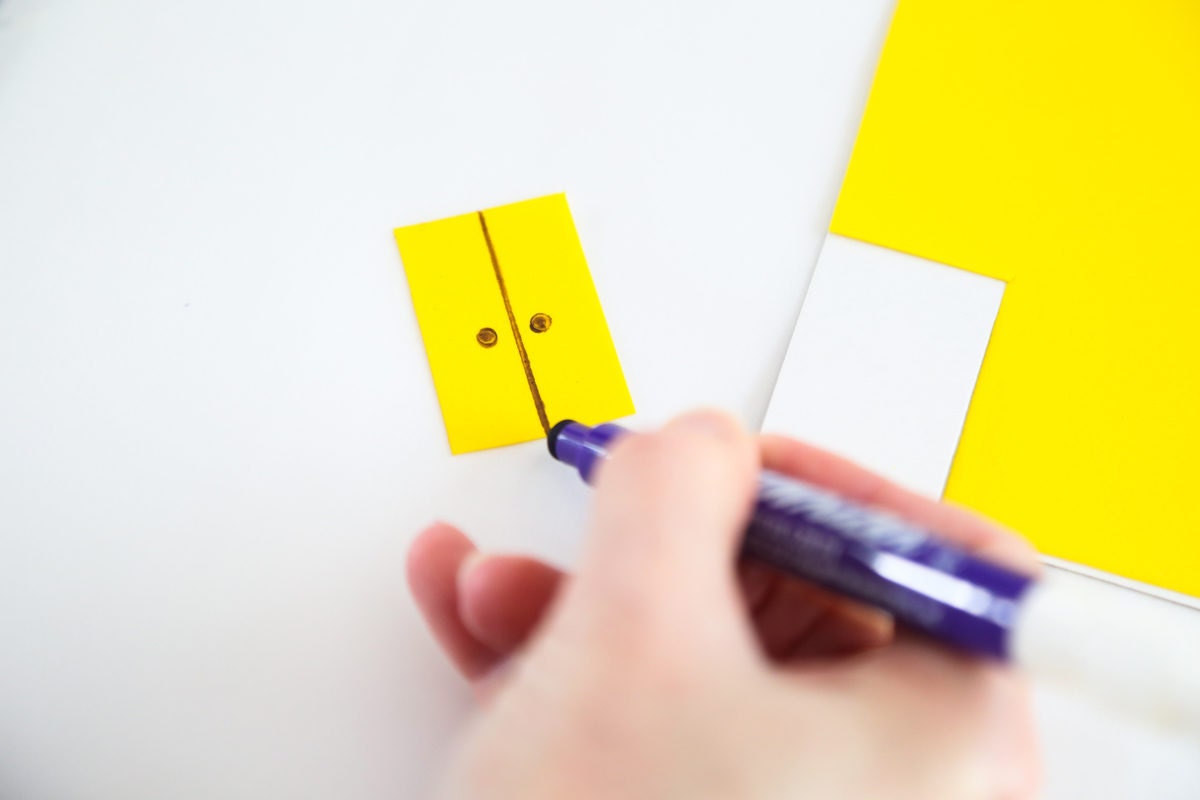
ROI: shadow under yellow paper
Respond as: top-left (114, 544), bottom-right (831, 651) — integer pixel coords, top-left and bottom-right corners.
top-left (832, 1), bottom-right (1200, 596)
top-left (396, 195), bottom-right (633, 454)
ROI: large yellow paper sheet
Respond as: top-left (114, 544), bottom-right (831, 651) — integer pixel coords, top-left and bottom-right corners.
top-left (832, 1), bottom-right (1200, 595)
top-left (396, 195), bottom-right (634, 454)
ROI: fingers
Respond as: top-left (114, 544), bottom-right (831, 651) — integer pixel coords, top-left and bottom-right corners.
top-left (784, 600), bottom-right (893, 659)
top-left (457, 553), bottom-right (564, 654)
top-left (760, 436), bottom-right (1040, 575)
top-left (737, 561), bottom-right (778, 612)
top-left (408, 523), bottom-right (568, 684)
top-left (745, 564), bottom-right (893, 660)
top-left (406, 522), bottom-right (500, 681)
top-left (750, 572), bottom-right (829, 658)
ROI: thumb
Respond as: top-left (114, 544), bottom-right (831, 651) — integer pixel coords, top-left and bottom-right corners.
top-left (568, 410), bottom-right (759, 635)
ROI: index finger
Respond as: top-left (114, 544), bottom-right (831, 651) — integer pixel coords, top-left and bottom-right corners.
top-left (759, 435), bottom-right (1040, 575)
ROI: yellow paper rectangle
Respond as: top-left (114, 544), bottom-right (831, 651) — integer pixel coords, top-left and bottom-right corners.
top-left (832, 1), bottom-right (1200, 595)
top-left (395, 195), bottom-right (634, 454)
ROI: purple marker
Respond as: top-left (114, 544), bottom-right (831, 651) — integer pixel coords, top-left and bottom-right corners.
top-left (548, 420), bottom-right (1030, 660)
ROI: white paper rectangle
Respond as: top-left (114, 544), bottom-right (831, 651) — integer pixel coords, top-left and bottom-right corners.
top-left (763, 234), bottom-right (1005, 498)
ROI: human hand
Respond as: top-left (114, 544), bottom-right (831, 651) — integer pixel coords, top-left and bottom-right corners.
top-left (408, 411), bottom-right (1041, 799)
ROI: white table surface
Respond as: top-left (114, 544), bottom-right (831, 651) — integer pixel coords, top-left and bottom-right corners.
top-left (1, 1), bottom-right (1196, 797)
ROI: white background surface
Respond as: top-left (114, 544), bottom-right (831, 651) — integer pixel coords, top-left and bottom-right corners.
top-left (1, 1), bottom-right (1196, 798)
